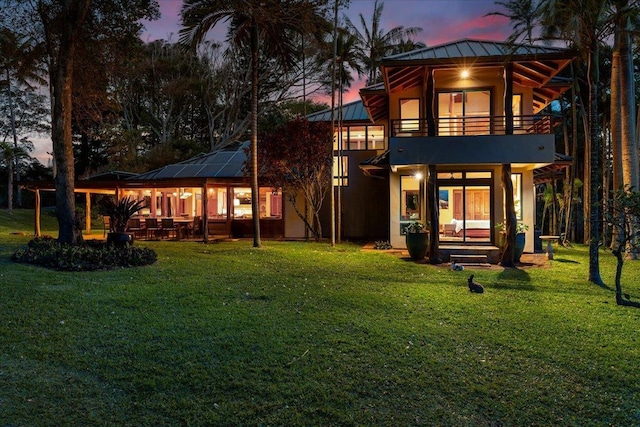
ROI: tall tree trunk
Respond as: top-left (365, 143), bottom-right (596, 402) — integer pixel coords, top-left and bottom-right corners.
top-left (6, 67), bottom-right (18, 213)
top-left (620, 22), bottom-right (638, 189)
top-left (250, 21), bottom-right (261, 248)
top-left (587, 49), bottom-right (604, 285)
top-left (45, 0), bottom-right (90, 244)
top-left (500, 164), bottom-right (516, 267)
top-left (427, 164), bottom-right (440, 264)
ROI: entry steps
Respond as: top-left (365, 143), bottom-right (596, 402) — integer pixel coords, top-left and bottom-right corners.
top-left (450, 254), bottom-right (489, 265)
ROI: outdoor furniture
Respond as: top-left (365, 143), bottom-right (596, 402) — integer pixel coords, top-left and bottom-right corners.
top-left (181, 216), bottom-right (201, 239)
top-left (126, 218), bottom-right (145, 239)
top-left (172, 218), bottom-right (193, 239)
top-left (145, 218), bottom-right (160, 239)
top-left (103, 216), bottom-right (112, 237)
top-left (161, 218), bottom-right (177, 239)
top-left (539, 235), bottom-right (560, 260)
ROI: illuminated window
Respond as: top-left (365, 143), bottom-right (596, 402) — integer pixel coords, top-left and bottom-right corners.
top-left (400, 99), bottom-right (420, 132)
top-left (333, 156), bottom-right (348, 186)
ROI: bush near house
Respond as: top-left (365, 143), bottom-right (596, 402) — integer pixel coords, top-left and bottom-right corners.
top-left (11, 236), bottom-right (157, 271)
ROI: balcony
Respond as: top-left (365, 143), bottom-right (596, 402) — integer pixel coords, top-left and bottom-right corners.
top-left (391, 115), bottom-right (554, 137)
top-left (389, 114), bottom-right (558, 166)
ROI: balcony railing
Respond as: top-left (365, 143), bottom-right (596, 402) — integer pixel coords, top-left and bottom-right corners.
top-left (391, 115), bottom-right (555, 137)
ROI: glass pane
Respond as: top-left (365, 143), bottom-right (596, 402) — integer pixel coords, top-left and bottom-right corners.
top-left (232, 187), bottom-right (252, 218)
top-left (466, 172), bottom-right (491, 179)
top-left (349, 126), bottom-right (366, 150)
top-left (368, 125), bottom-right (385, 150)
top-left (511, 173), bottom-right (522, 219)
top-left (462, 185), bottom-right (491, 242)
top-left (400, 99), bottom-right (420, 132)
top-left (513, 94), bottom-right (522, 128)
top-left (400, 176), bottom-right (421, 221)
top-left (333, 156), bottom-right (348, 186)
top-left (437, 172), bottom-right (463, 180)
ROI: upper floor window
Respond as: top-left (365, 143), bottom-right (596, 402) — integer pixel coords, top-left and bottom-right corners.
top-left (333, 125), bottom-right (386, 151)
top-left (437, 90), bottom-right (491, 136)
top-left (400, 99), bottom-right (420, 132)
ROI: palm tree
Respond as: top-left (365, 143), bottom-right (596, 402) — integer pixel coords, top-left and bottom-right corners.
top-left (344, 0), bottom-right (422, 86)
top-left (487, 0), bottom-right (541, 44)
top-left (180, 0), bottom-right (330, 248)
top-left (539, 0), bottom-right (608, 285)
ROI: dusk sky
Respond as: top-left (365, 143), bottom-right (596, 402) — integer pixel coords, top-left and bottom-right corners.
top-left (34, 1), bottom-right (513, 162)
top-left (142, 0), bottom-right (512, 46)
top-left (141, 0), bottom-right (513, 103)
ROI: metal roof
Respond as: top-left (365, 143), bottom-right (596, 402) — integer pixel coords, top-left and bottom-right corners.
top-left (306, 100), bottom-right (371, 123)
top-left (132, 141), bottom-right (249, 180)
top-left (384, 38), bottom-right (571, 62)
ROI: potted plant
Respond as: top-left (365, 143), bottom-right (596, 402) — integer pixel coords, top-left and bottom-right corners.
top-left (496, 221), bottom-right (529, 262)
top-left (404, 221), bottom-right (429, 260)
top-left (98, 196), bottom-right (148, 246)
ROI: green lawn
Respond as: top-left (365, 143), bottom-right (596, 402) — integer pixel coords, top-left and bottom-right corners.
top-left (1, 209), bottom-right (639, 426)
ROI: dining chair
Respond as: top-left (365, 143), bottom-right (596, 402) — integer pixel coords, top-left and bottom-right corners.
top-left (127, 218), bottom-right (144, 239)
top-left (145, 218), bottom-right (160, 239)
top-left (161, 218), bottom-right (176, 239)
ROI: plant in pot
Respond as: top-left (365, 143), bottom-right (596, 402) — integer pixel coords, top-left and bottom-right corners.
top-left (496, 221), bottom-right (529, 262)
top-left (98, 196), bottom-right (147, 246)
top-left (404, 221), bottom-right (429, 260)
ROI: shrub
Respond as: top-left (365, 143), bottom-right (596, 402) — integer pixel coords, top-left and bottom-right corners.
top-left (12, 236), bottom-right (157, 271)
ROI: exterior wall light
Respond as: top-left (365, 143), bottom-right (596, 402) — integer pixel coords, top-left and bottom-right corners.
top-left (415, 172), bottom-right (423, 180)
top-left (460, 69), bottom-right (470, 79)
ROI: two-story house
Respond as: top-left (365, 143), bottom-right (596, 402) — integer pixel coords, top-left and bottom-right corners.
top-left (307, 39), bottom-right (574, 262)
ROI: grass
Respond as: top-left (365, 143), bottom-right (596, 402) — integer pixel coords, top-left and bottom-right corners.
top-left (1, 209), bottom-right (640, 426)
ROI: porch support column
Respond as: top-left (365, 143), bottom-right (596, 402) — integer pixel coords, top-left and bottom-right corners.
top-left (426, 68), bottom-right (436, 137)
top-left (34, 189), bottom-right (41, 237)
top-left (427, 164), bottom-right (441, 263)
top-left (85, 191), bottom-right (91, 234)
top-left (202, 182), bottom-right (209, 243)
top-left (505, 63), bottom-right (514, 135)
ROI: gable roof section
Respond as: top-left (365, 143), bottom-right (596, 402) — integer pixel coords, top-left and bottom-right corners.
top-left (384, 39), bottom-right (570, 62)
top-left (380, 38), bottom-right (574, 115)
top-left (133, 141), bottom-right (249, 181)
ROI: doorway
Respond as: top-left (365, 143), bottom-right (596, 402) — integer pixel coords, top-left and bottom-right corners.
top-left (437, 171), bottom-right (493, 244)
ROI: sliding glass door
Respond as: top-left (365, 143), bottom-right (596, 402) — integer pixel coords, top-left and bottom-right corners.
top-left (437, 172), bottom-right (493, 244)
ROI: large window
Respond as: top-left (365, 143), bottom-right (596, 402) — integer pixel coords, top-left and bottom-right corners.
top-left (230, 187), bottom-right (282, 219)
top-left (333, 125), bottom-right (386, 151)
top-left (400, 99), bottom-right (420, 132)
top-left (437, 90), bottom-right (491, 135)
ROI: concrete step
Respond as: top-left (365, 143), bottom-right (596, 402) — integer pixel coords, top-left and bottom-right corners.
top-left (450, 254), bottom-right (489, 264)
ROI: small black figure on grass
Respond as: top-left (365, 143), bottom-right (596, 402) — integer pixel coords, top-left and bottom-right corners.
top-left (468, 275), bottom-right (484, 293)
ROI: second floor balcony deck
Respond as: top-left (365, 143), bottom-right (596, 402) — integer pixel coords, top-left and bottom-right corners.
top-left (388, 114), bottom-right (559, 166)
top-left (391, 114), bottom-right (555, 138)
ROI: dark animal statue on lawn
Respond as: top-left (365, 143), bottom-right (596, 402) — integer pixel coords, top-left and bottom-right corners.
top-left (468, 275), bottom-right (484, 293)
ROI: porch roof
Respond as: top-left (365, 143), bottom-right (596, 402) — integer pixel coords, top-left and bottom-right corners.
top-left (134, 141), bottom-right (249, 180)
top-left (306, 100), bottom-right (372, 123)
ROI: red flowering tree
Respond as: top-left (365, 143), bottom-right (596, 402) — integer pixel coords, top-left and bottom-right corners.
top-left (257, 117), bottom-right (333, 241)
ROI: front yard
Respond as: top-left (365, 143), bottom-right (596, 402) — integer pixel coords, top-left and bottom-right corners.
top-left (1, 210), bottom-right (639, 426)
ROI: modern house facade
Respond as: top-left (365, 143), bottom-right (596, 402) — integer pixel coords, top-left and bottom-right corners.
top-left (308, 39), bottom-right (574, 258)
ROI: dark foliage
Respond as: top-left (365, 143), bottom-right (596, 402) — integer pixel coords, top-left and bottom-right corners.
top-left (12, 236), bottom-right (157, 271)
